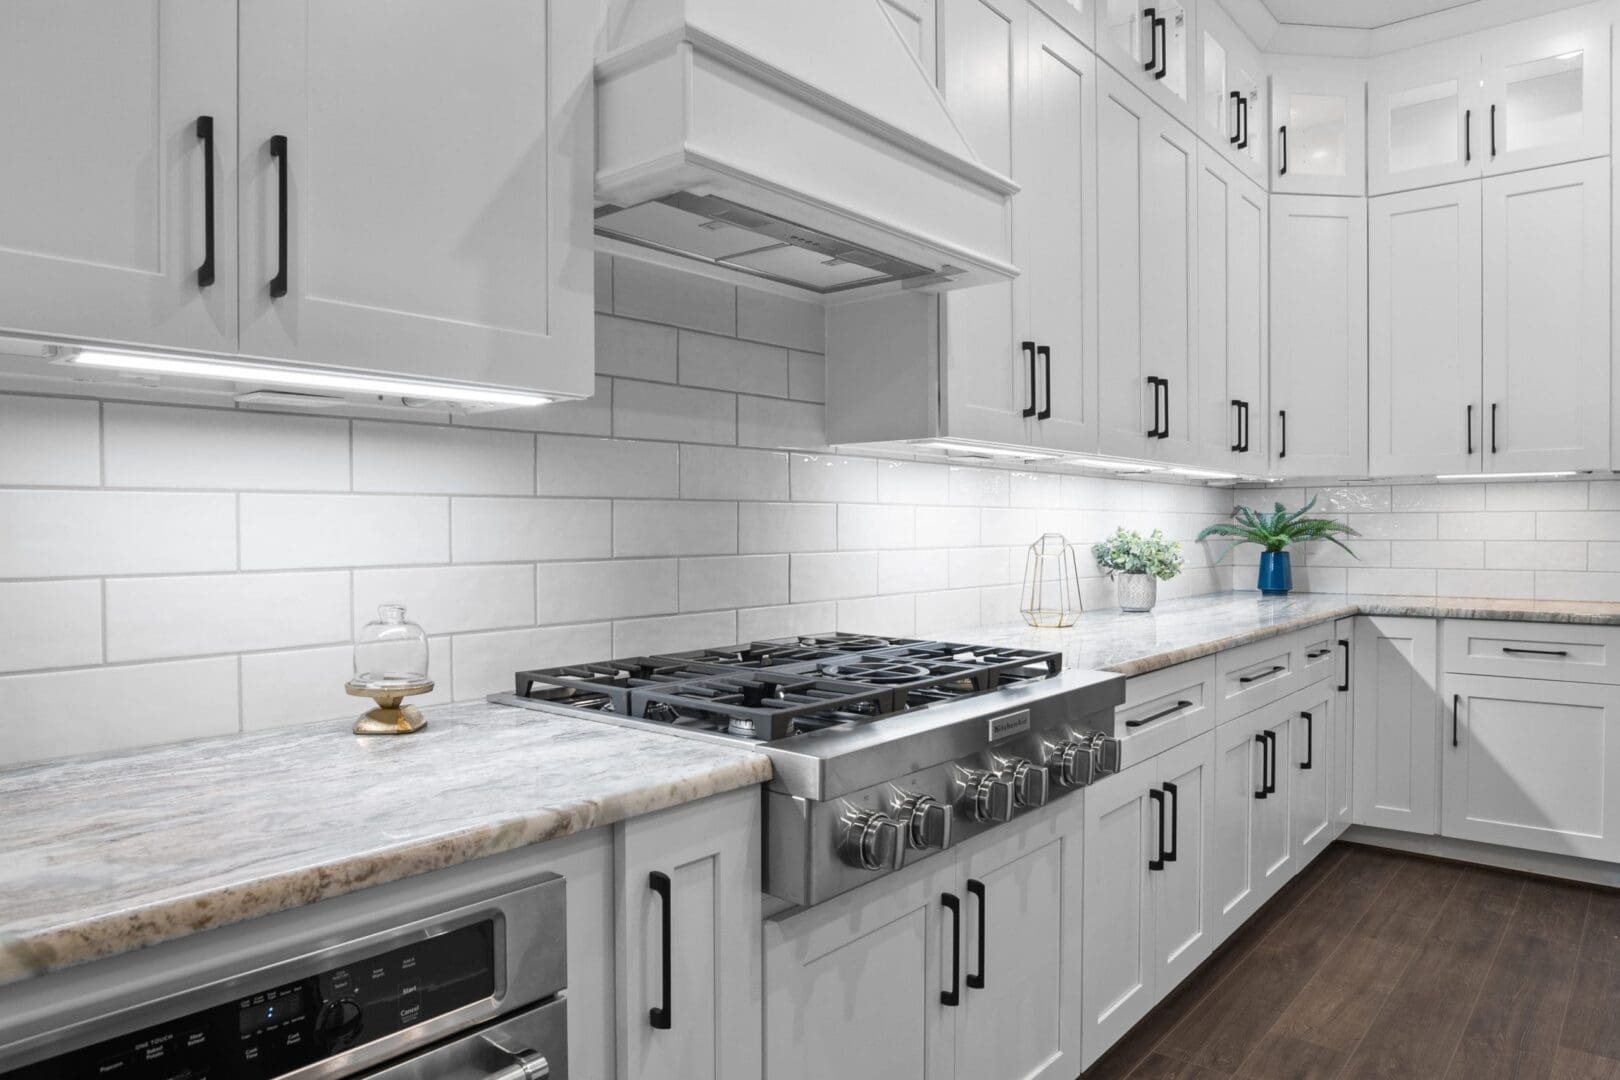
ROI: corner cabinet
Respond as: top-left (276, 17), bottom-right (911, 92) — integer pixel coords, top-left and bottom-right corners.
top-left (1270, 66), bottom-right (1365, 197)
top-left (1353, 617), bottom-right (1440, 835)
top-left (1095, 0), bottom-right (1198, 129)
top-left (1196, 0), bottom-right (1267, 187)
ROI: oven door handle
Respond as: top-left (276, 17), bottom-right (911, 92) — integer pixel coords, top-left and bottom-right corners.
top-left (484, 1041), bottom-right (552, 1079)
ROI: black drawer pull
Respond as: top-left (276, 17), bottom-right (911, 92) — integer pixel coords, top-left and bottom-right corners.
top-left (1300, 711), bottom-right (1313, 769)
top-left (1149, 788), bottom-right (1166, 871)
top-left (1264, 730), bottom-right (1278, 794)
top-left (1306, 648), bottom-right (1331, 659)
top-left (966, 879), bottom-right (987, 990)
top-left (941, 892), bottom-right (961, 1007)
top-left (648, 871), bottom-right (672, 1030)
top-left (1238, 665), bottom-right (1286, 684)
top-left (1253, 734), bottom-right (1269, 799)
top-left (1127, 699), bottom-right (1194, 728)
top-left (269, 135), bottom-right (289, 299)
top-left (196, 116), bottom-right (216, 289)
top-left (1162, 780), bottom-right (1179, 862)
top-left (1452, 694), bottom-right (1461, 749)
top-left (1501, 647), bottom-right (1570, 658)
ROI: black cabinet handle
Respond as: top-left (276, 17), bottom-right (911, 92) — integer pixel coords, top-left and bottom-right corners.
top-left (1265, 730), bottom-right (1278, 794)
top-left (966, 879), bottom-right (987, 990)
top-left (1128, 699), bottom-right (1193, 728)
top-left (1230, 399), bottom-right (1244, 452)
top-left (1142, 8), bottom-right (1158, 73)
top-left (1154, 15), bottom-right (1168, 79)
top-left (1452, 694), bottom-right (1461, 749)
top-left (1158, 378), bottom-right (1170, 440)
top-left (1465, 108), bottom-right (1472, 164)
top-left (1300, 711), bottom-right (1314, 770)
top-left (648, 871), bottom-right (672, 1030)
top-left (1279, 124), bottom-right (1289, 175)
top-left (196, 116), bottom-right (216, 289)
top-left (1502, 646), bottom-right (1571, 658)
top-left (1307, 648), bottom-right (1332, 659)
top-left (1037, 344), bottom-right (1052, 420)
top-left (1467, 403), bottom-right (1474, 455)
top-left (1229, 91), bottom-right (1243, 146)
top-left (1021, 341), bottom-right (1037, 418)
top-left (1238, 664), bottom-right (1286, 684)
top-left (1490, 103), bottom-right (1497, 158)
top-left (1491, 402), bottom-right (1499, 453)
top-left (1254, 734), bottom-right (1269, 799)
top-left (940, 892), bottom-right (961, 1007)
top-left (1162, 780), bottom-right (1179, 862)
top-left (1279, 409), bottom-right (1287, 459)
top-left (1244, 401), bottom-right (1251, 452)
top-left (1149, 788), bottom-right (1166, 871)
top-left (1338, 639), bottom-right (1351, 692)
top-left (1238, 96), bottom-right (1250, 149)
top-left (269, 135), bottom-right (289, 299)
top-left (1146, 376), bottom-right (1164, 437)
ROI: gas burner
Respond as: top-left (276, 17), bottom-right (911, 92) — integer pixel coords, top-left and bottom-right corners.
top-left (514, 657), bottom-right (735, 712)
top-left (629, 670), bottom-right (904, 741)
top-left (666, 634), bottom-right (920, 668)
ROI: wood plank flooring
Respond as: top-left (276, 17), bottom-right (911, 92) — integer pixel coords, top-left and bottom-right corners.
top-left (1082, 842), bottom-right (1620, 1080)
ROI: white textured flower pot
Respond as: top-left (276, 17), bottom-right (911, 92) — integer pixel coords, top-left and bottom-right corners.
top-left (1116, 573), bottom-right (1157, 612)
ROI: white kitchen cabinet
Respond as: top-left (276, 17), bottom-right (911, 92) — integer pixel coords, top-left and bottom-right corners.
top-left (881, 0), bottom-right (940, 80)
top-left (1271, 67), bottom-right (1366, 197)
top-left (1353, 617), bottom-right (1440, 836)
top-left (236, 0), bottom-right (595, 397)
top-left (618, 788), bottom-right (762, 1080)
top-left (1096, 0), bottom-right (1198, 129)
top-left (1269, 194), bottom-right (1368, 478)
top-left (1333, 618), bottom-right (1355, 838)
top-left (1368, 181), bottom-right (1483, 477)
top-left (1097, 65), bottom-right (1200, 464)
top-left (1193, 145), bottom-right (1267, 470)
top-left (1368, 40), bottom-right (1481, 196)
top-left (1442, 675), bottom-right (1620, 863)
top-left (1149, 731), bottom-right (1217, 995)
top-left (1289, 683), bottom-right (1335, 867)
top-left (1209, 697), bottom-right (1293, 943)
top-left (1482, 158), bottom-right (1611, 472)
top-left (1196, 0), bottom-right (1266, 187)
top-left (1481, 7), bottom-right (1610, 177)
top-left (0, 0), bottom-right (239, 355)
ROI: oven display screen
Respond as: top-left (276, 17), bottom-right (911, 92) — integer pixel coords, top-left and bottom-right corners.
top-left (238, 990), bottom-right (306, 1037)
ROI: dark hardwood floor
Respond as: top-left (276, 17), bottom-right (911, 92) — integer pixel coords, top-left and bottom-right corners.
top-left (1082, 842), bottom-right (1620, 1080)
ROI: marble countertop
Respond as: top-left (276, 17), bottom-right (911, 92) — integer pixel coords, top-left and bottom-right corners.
top-left (923, 592), bottom-right (1620, 678)
top-left (0, 701), bottom-right (771, 987)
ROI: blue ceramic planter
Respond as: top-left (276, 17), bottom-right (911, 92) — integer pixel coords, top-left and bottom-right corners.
top-left (1258, 551), bottom-right (1293, 596)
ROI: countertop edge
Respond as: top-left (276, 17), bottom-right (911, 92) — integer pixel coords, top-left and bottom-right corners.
top-left (1099, 604), bottom-right (1361, 676)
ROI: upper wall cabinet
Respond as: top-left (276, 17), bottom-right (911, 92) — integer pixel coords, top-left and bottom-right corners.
top-left (1196, 1), bottom-right (1266, 187)
top-left (1368, 5), bottom-right (1610, 196)
top-left (1096, 0), bottom-right (1198, 129)
top-left (1270, 67), bottom-right (1366, 197)
top-left (880, 0), bottom-right (940, 79)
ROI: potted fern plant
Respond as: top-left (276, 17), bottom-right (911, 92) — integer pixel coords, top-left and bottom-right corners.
top-left (1091, 528), bottom-right (1184, 612)
top-left (1196, 497), bottom-right (1359, 596)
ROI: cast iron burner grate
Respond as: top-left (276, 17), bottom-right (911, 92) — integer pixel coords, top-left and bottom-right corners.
top-left (628, 669), bottom-right (905, 741)
top-left (514, 658), bottom-right (736, 713)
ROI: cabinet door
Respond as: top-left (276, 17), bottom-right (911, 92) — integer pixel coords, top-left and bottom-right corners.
top-left (1081, 758), bottom-right (1157, 1067)
top-left (617, 789), bottom-right (762, 1080)
top-left (1369, 43), bottom-right (1482, 196)
top-left (1368, 181), bottom-right (1484, 477)
top-left (1194, 149), bottom-right (1267, 470)
top-left (1152, 731), bottom-right (1216, 993)
top-left (1270, 195), bottom-right (1368, 478)
top-left (1482, 9), bottom-right (1609, 177)
top-left (939, 0), bottom-right (1033, 447)
top-left (1289, 685), bottom-right (1334, 868)
top-left (1353, 617), bottom-right (1440, 835)
top-left (1096, 0), bottom-right (1197, 128)
top-left (881, 0), bottom-right (940, 80)
top-left (1482, 158), bottom-right (1610, 472)
top-left (0, 0), bottom-right (238, 354)
top-left (1023, 7), bottom-right (1098, 453)
top-left (1443, 675), bottom-right (1620, 863)
top-left (764, 858), bottom-right (958, 1080)
top-left (237, 0), bottom-right (595, 397)
top-left (1197, 4), bottom-right (1267, 188)
top-left (1209, 710), bottom-right (1265, 943)
top-left (1253, 705), bottom-right (1295, 901)
top-left (955, 797), bottom-right (1084, 1080)
top-left (1333, 618), bottom-right (1355, 838)
top-left (1272, 70), bottom-right (1366, 197)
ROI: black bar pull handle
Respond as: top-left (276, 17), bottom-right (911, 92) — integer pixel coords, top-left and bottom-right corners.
top-left (1162, 780), bottom-right (1179, 862)
top-left (1021, 341), bottom-right (1037, 418)
top-left (966, 879), bottom-right (987, 990)
top-left (1241, 400), bottom-right (1251, 452)
top-left (1490, 103), bottom-right (1497, 158)
top-left (1155, 15), bottom-right (1168, 80)
top-left (1231, 399), bottom-right (1244, 452)
top-left (1279, 409), bottom-right (1287, 459)
top-left (1148, 788), bottom-right (1166, 870)
top-left (1279, 124), bottom-right (1289, 175)
top-left (1307, 647), bottom-right (1332, 659)
top-left (1146, 376), bottom-right (1164, 437)
top-left (270, 135), bottom-right (289, 299)
top-left (1254, 734), bottom-right (1268, 799)
top-left (1467, 403), bottom-right (1474, 455)
top-left (196, 116), bottom-right (216, 289)
top-left (1230, 91), bottom-right (1243, 145)
top-left (1158, 378), bottom-right (1170, 440)
top-left (1465, 108), bottom-right (1472, 164)
top-left (1491, 402), bottom-right (1499, 454)
top-left (940, 893), bottom-right (961, 1007)
top-left (1238, 96), bottom-right (1250, 149)
top-left (1128, 699), bottom-right (1193, 728)
top-left (1239, 664), bottom-right (1286, 684)
top-left (1452, 694), bottom-right (1461, 749)
top-left (1037, 344), bottom-right (1052, 420)
top-left (1264, 730), bottom-right (1278, 794)
top-left (1502, 646), bottom-right (1571, 658)
top-left (1338, 638), bottom-right (1351, 692)
top-left (1300, 711), bottom-right (1314, 769)
top-left (648, 871), bottom-right (672, 1030)
top-left (1142, 7), bottom-right (1158, 73)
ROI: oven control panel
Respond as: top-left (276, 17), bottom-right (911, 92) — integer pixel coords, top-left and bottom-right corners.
top-left (3, 921), bottom-right (496, 1079)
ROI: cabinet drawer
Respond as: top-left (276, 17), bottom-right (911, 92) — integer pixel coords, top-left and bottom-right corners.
top-left (1114, 657), bottom-right (1216, 768)
top-left (1215, 633), bottom-right (1306, 722)
top-left (1442, 621), bottom-right (1620, 685)
top-left (1299, 628), bottom-right (1339, 687)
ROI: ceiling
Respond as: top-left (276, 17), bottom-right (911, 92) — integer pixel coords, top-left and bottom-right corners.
top-left (1258, 0), bottom-right (1477, 30)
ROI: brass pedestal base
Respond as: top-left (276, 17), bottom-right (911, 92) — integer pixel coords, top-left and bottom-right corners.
top-left (347, 679), bottom-right (434, 735)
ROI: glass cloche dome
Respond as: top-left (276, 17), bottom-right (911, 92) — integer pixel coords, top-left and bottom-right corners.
top-left (352, 604), bottom-right (430, 690)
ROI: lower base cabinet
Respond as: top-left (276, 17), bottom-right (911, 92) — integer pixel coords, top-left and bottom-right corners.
top-left (1210, 701), bottom-right (1293, 943)
top-left (763, 795), bottom-right (1085, 1080)
top-left (1353, 616), bottom-right (1440, 834)
top-left (1333, 617), bottom-right (1355, 837)
top-left (1290, 683), bottom-right (1335, 867)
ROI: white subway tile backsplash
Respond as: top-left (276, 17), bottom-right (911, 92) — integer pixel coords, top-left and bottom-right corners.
top-left (678, 331), bottom-right (789, 397)
top-left (241, 643), bottom-right (452, 730)
top-left (614, 500), bottom-right (738, 557)
top-left (104, 404), bottom-right (348, 491)
top-left (454, 624), bottom-right (614, 698)
top-left (451, 498), bottom-right (611, 563)
top-left (1011, 472), bottom-right (1063, 509)
top-left (353, 422), bottom-right (533, 495)
top-left (613, 611), bottom-right (737, 657)
top-left (1589, 543), bottom-right (1620, 573)
top-left (1485, 481), bottom-right (1588, 511)
top-left (836, 595), bottom-right (915, 636)
top-left (679, 555), bottom-right (789, 611)
top-left (1391, 484), bottom-right (1486, 513)
top-left (0, 580), bottom-right (101, 673)
top-left (239, 495), bottom-right (446, 569)
top-left (792, 454), bottom-right (877, 502)
top-left (0, 395), bottom-right (99, 486)
top-left (979, 583), bottom-right (1024, 623)
top-left (838, 504), bottom-right (916, 550)
top-left (787, 352), bottom-right (826, 403)
top-left (1310, 486), bottom-right (1391, 513)
top-left (1590, 482), bottom-right (1620, 510)
top-left (1435, 511), bottom-right (1537, 540)
top-left (1344, 567), bottom-right (1437, 595)
top-left (355, 564), bottom-right (536, 635)
top-left (1437, 570), bottom-right (1536, 599)
top-left (738, 396), bottom-right (826, 450)
top-left (460, 376), bottom-right (613, 436)
top-left (1387, 541), bottom-right (1484, 570)
top-left (1537, 512), bottom-right (1620, 542)
top-left (949, 547), bottom-right (1012, 589)
top-left (1347, 513), bottom-right (1437, 541)
top-left (680, 445), bottom-right (789, 501)
top-left (1065, 475), bottom-right (1142, 511)
top-left (737, 286), bottom-right (824, 352)
top-left (613, 259), bottom-right (736, 335)
top-left (950, 467), bottom-right (1011, 507)
top-left (915, 506), bottom-right (981, 548)
top-left (0, 657), bottom-right (238, 765)
top-left (914, 588), bottom-right (981, 632)
top-left (536, 435), bottom-right (678, 498)
top-left (791, 551), bottom-right (878, 601)
top-left (739, 502), bottom-right (837, 554)
top-left (878, 460), bottom-right (950, 505)
top-left (535, 558), bottom-right (677, 625)
top-left (878, 549), bottom-right (950, 594)
top-left (596, 314), bottom-right (677, 382)
top-left (106, 572), bottom-right (349, 662)
top-left (979, 508), bottom-right (1040, 547)
top-left (0, 491), bottom-right (236, 578)
top-left (1303, 539), bottom-right (1389, 568)
top-left (614, 380), bottom-right (736, 445)
top-left (1537, 571), bottom-right (1620, 602)
top-left (1484, 541), bottom-right (1587, 572)
top-left (736, 602), bottom-right (838, 640)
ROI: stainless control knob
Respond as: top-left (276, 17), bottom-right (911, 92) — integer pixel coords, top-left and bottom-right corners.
top-left (1006, 759), bottom-right (1050, 808)
top-left (1049, 741), bottom-right (1097, 788)
top-left (895, 793), bottom-right (954, 850)
top-left (840, 810), bottom-right (906, 871)
top-left (960, 770), bottom-right (1017, 823)
top-left (1086, 732), bottom-right (1123, 776)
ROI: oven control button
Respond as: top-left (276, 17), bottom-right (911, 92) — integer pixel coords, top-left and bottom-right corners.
top-left (894, 793), bottom-right (954, 851)
top-left (840, 811), bottom-right (906, 871)
top-left (1049, 741), bottom-right (1096, 788)
top-left (1006, 759), bottom-right (1050, 808)
top-left (960, 770), bottom-right (1016, 823)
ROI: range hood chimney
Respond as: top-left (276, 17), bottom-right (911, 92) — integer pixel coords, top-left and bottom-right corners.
top-left (595, 0), bottom-right (1018, 297)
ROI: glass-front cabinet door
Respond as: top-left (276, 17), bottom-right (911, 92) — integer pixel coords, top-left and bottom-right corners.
top-left (1096, 0), bottom-right (1196, 128)
top-left (1368, 42), bottom-right (1481, 196)
top-left (1480, 8), bottom-right (1609, 176)
top-left (1271, 68), bottom-right (1365, 197)
top-left (1197, 1), bottom-right (1266, 187)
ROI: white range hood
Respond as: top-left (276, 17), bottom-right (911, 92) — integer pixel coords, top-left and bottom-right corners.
top-left (595, 0), bottom-right (1018, 297)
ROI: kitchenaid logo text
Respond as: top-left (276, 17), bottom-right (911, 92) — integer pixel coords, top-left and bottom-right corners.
top-left (988, 711), bottom-right (1031, 741)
